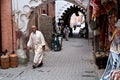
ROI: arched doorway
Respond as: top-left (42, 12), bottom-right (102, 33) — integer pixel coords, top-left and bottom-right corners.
top-left (60, 5), bottom-right (86, 37)
top-left (70, 12), bottom-right (85, 37)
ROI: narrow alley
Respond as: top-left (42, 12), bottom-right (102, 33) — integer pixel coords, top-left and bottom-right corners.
top-left (0, 38), bottom-right (104, 80)
top-left (1, 0), bottom-right (120, 80)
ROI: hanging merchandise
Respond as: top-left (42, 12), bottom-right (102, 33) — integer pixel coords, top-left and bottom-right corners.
top-left (100, 19), bottom-right (120, 80)
top-left (91, 0), bottom-right (101, 19)
top-left (89, 5), bottom-right (92, 21)
top-left (99, 16), bottom-right (106, 51)
top-left (106, 10), bottom-right (117, 54)
top-left (110, 70), bottom-right (120, 80)
top-left (102, 1), bottom-right (114, 14)
top-left (90, 0), bottom-right (115, 19)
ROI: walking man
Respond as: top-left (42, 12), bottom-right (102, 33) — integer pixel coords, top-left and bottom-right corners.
top-left (27, 25), bottom-right (46, 69)
top-left (63, 25), bottom-right (70, 41)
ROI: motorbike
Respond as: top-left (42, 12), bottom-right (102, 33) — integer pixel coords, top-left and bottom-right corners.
top-left (51, 33), bottom-right (62, 51)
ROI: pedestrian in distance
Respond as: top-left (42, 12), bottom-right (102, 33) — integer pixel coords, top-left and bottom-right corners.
top-left (27, 25), bottom-right (46, 69)
top-left (63, 25), bottom-right (70, 41)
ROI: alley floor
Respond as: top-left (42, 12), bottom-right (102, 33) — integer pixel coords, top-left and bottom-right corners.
top-left (0, 38), bottom-right (104, 80)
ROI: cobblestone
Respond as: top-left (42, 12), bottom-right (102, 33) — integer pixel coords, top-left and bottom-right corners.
top-left (0, 38), bottom-right (104, 80)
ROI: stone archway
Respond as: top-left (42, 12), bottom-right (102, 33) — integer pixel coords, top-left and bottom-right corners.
top-left (60, 5), bottom-right (86, 37)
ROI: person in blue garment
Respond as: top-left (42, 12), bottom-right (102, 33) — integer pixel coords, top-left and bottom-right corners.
top-left (100, 19), bottom-right (120, 80)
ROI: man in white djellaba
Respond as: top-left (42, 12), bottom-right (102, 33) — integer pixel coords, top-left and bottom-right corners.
top-left (27, 25), bottom-right (46, 69)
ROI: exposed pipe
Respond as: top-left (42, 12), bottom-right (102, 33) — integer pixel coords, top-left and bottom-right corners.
top-left (47, 3), bottom-right (49, 15)
top-left (11, 0), bottom-right (14, 53)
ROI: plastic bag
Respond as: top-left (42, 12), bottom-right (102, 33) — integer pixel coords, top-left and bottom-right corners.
top-left (16, 49), bottom-right (28, 64)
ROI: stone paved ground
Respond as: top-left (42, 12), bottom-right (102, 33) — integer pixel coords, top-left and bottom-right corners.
top-left (0, 38), bottom-right (104, 80)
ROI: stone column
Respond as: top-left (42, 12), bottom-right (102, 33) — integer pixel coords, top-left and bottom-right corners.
top-left (1, 0), bottom-right (13, 52)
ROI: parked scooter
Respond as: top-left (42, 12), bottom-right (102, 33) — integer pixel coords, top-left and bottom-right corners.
top-left (78, 22), bottom-right (88, 39)
top-left (51, 33), bottom-right (62, 51)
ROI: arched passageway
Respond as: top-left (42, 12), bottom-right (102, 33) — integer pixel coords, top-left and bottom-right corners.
top-left (58, 5), bottom-right (87, 38)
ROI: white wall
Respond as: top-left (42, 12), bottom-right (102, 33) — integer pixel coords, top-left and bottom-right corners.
top-left (55, 0), bottom-right (73, 26)
top-left (12, 0), bottom-right (42, 35)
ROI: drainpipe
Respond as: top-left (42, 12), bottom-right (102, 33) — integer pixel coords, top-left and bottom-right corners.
top-left (47, 3), bottom-right (49, 15)
top-left (11, 0), bottom-right (14, 53)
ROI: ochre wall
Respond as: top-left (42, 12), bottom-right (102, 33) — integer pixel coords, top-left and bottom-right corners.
top-left (1, 0), bottom-right (16, 53)
top-left (0, 0), bottom-right (55, 53)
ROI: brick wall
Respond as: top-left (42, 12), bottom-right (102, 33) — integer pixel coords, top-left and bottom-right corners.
top-left (39, 3), bottom-right (54, 49)
top-left (40, 2), bottom-right (55, 17)
top-left (1, 0), bottom-right (16, 53)
top-left (48, 2), bottom-right (55, 18)
top-left (0, 0), bottom-right (55, 53)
